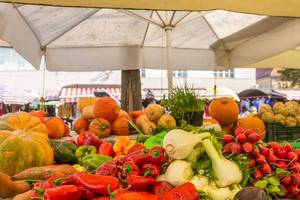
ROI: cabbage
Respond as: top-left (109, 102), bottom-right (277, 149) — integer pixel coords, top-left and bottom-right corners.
top-left (286, 116), bottom-right (298, 127)
top-left (261, 112), bottom-right (275, 123)
top-left (259, 104), bottom-right (272, 115)
top-left (274, 114), bottom-right (286, 126)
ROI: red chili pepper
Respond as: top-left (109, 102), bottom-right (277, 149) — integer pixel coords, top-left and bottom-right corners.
top-left (127, 144), bottom-right (146, 155)
top-left (99, 142), bottom-right (115, 157)
top-left (150, 146), bottom-right (168, 165)
top-left (74, 174), bottom-right (119, 195)
top-left (127, 148), bottom-right (151, 166)
top-left (32, 175), bottom-right (68, 189)
top-left (79, 186), bottom-right (95, 200)
top-left (152, 181), bottom-right (174, 200)
top-left (96, 161), bottom-right (117, 177)
top-left (142, 164), bottom-right (161, 178)
top-left (121, 161), bottom-right (139, 177)
top-left (44, 185), bottom-right (81, 200)
top-left (77, 132), bottom-right (85, 146)
top-left (126, 175), bottom-right (156, 190)
top-left (163, 183), bottom-right (199, 200)
top-left (115, 192), bottom-right (159, 200)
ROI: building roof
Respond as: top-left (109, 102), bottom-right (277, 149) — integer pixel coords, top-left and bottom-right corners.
top-left (256, 68), bottom-right (281, 79)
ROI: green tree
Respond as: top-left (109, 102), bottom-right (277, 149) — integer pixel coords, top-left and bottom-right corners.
top-left (279, 68), bottom-right (300, 87)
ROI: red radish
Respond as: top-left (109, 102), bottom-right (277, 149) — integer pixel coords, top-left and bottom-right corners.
top-left (256, 154), bottom-right (267, 164)
top-left (277, 160), bottom-right (288, 170)
top-left (288, 184), bottom-right (299, 196)
top-left (287, 152), bottom-right (298, 162)
top-left (282, 176), bottom-right (292, 186)
top-left (268, 142), bottom-right (281, 150)
top-left (294, 149), bottom-right (300, 159)
top-left (290, 162), bottom-right (300, 173)
top-left (223, 135), bottom-right (235, 144)
top-left (252, 150), bottom-right (259, 157)
top-left (242, 142), bottom-right (253, 153)
top-left (275, 148), bottom-right (288, 159)
top-left (244, 129), bottom-right (255, 136)
top-left (223, 143), bottom-right (232, 154)
top-left (235, 127), bottom-right (245, 135)
top-left (267, 152), bottom-right (278, 164)
top-left (236, 134), bottom-right (247, 144)
top-left (284, 144), bottom-right (293, 152)
top-left (260, 147), bottom-right (270, 157)
top-left (261, 163), bottom-right (272, 174)
top-left (230, 143), bottom-right (241, 155)
top-left (253, 169), bottom-right (264, 179)
top-left (249, 158), bottom-right (256, 168)
top-left (292, 173), bottom-right (300, 186)
top-left (247, 132), bottom-right (260, 144)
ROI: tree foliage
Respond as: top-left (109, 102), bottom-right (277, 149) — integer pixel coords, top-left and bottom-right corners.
top-left (279, 68), bottom-right (300, 87)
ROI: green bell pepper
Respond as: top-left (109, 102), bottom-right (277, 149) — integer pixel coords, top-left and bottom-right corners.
top-left (75, 145), bottom-right (97, 164)
top-left (82, 154), bottom-right (113, 173)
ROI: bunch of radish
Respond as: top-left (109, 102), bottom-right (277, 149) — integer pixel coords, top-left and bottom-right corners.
top-left (222, 127), bottom-right (261, 155)
top-left (251, 142), bottom-right (300, 198)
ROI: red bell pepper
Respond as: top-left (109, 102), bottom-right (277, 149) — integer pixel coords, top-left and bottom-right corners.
top-left (96, 161), bottom-right (117, 177)
top-left (79, 186), bottom-right (95, 200)
top-left (126, 175), bottom-right (156, 190)
top-left (127, 144), bottom-right (146, 155)
top-left (77, 131), bottom-right (102, 148)
top-left (93, 196), bottom-right (110, 200)
top-left (115, 192), bottom-right (159, 200)
top-left (32, 175), bottom-right (69, 189)
top-left (150, 146), bottom-right (168, 165)
top-left (152, 181), bottom-right (174, 200)
top-left (121, 161), bottom-right (139, 177)
top-left (142, 164), bottom-right (161, 178)
top-left (163, 182), bottom-right (199, 200)
top-left (44, 185), bottom-right (81, 200)
top-left (99, 142), bottom-right (115, 157)
top-left (127, 148), bottom-right (151, 166)
top-left (74, 174), bottom-right (119, 195)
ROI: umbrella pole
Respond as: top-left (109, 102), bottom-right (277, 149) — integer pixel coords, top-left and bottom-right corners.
top-left (165, 26), bottom-right (173, 95)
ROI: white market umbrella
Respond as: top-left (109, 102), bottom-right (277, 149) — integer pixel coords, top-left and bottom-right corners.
top-left (1, 3), bottom-right (300, 92)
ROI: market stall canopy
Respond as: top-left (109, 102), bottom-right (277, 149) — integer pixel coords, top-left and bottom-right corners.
top-left (238, 89), bottom-right (286, 100)
top-left (1, 0), bottom-right (300, 17)
top-left (0, 85), bottom-right (34, 104)
top-left (59, 84), bottom-right (121, 103)
top-left (1, 3), bottom-right (300, 72)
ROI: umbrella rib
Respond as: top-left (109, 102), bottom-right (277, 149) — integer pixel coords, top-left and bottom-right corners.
top-left (13, 4), bottom-right (42, 46)
top-left (168, 11), bottom-right (176, 26)
top-left (44, 9), bottom-right (100, 47)
top-left (155, 11), bottom-right (166, 27)
top-left (141, 11), bottom-right (154, 47)
top-left (172, 11), bottom-right (192, 26)
top-left (118, 9), bottom-right (163, 27)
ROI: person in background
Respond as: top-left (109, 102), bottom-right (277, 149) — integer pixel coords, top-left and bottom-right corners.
top-left (142, 90), bottom-right (156, 108)
top-left (0, 103), bottom-right (4, 116)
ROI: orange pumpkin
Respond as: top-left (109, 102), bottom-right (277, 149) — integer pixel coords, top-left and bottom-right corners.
top-left (93, 97), bottom-right (120, 122)
top-left (73, 118), bottom-right (89, 133)
top-left (112, 117), bottom-right (132, 135)
top-left (129, 111), bottom-right (144, 123)
top-left (222, 125), bottom-right (234, 135)
top-left (208, 97), bottom-right (239, 127)
top-left (89, 118), bottom-right (111, 137)
top-left (77, 97), bottom-right (99, 113)
top-left (45, 117), bottom-right (66, 139)
top-left (118, 110), bottom-right (130, 119)
top-left (30, 110), bottom-right (46, 123)
top-left (238, 117), bottom-right (266, 140)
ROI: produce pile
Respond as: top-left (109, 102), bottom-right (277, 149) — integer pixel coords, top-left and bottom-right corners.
top-left (1, 96), bottom-right (300, 200)
top-left (260, 101), bottom-right (300, 127)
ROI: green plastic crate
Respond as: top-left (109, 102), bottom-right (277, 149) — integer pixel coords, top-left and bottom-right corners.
top-left (264, 123), bottom-right (300, 142)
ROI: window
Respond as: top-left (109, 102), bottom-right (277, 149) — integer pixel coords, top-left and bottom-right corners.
top-left (173, 70), bottom-right (188, 78)
top-left (140, 68), bottom-right (146, 78)
top-left (214, 69), bottom-right (235, 79)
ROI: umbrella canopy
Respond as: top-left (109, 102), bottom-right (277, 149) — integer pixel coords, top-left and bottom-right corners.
top-left (0, 85), bottom-right (34, 104)
top-left (238, 88), bottom-right (286, 100)
top-left (1, 3), bottom-right (300, 72)
top-left (198, 86), bottom-right (240, 101)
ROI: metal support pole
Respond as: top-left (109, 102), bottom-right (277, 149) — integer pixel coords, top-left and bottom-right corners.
top-left (165, 26), bottom-right (173, 95)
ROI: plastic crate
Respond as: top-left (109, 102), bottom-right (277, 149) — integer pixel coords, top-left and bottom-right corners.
top-left (264, 123), bottom-right (300, 142)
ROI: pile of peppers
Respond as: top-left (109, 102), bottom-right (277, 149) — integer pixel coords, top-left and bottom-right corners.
top-left (30, 144), bottom-right (199, 200)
